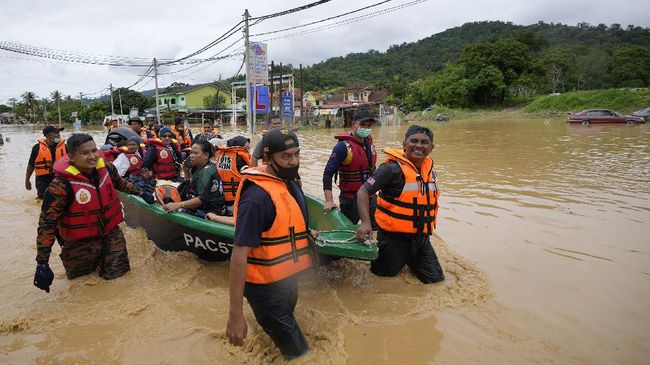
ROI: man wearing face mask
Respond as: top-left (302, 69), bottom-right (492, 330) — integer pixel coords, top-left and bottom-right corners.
top-left (322, 109), bottom-right (377, 226)
top-left (26, 126), bottom-right (67, 199)
top-left (227, 128), bottom-right (313, 360)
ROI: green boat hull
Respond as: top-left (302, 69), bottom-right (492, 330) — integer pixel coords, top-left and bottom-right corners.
top-left (119, 193), bottom-right (377, 262)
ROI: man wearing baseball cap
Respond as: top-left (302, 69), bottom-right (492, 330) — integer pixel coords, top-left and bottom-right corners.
top-left (25, 126), bottom-right (67, 198)
top-left (227, 128), bottom-right (312, 359)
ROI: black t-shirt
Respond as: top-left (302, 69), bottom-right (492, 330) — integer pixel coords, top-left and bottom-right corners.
top-left (233, 179), bottom-right (306, 248)
top-left (362, 161), bottom-right (405, 197)
top-left (28, 142), bottom-right (58, 167)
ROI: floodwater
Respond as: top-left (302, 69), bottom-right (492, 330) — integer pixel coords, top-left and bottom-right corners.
top-left (0, 116), bottom-right (648, 364)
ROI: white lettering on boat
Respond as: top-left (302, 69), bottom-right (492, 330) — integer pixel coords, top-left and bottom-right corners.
top-left (183, 233), bottom-right (233, 254)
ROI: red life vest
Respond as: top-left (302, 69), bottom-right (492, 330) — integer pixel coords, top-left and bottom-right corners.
top-left (148, 139), bottom-right (179, 180)
top-left (54, 157), bottom-right (124, 241)
top-left (334, 133), bottom-right (377, 198)
top-left (34, 137), bottom-right (67, 176)
top-left (216, 146), bottom-right (252, 203)
top-left (233, 168), bottom-right (313, 284)
top-left (125, 152), bottom-right (143, 176)
top-left (375, 148), bottom-right (439, 235)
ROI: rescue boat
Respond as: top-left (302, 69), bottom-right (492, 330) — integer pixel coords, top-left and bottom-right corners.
top-left (119, 192), bottom-right (378, 262)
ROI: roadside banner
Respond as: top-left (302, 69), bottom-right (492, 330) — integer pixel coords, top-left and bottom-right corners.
top-left (247, 42), bottom-right (268, 84)
top-left (249, 85), bottom-right (270, 114)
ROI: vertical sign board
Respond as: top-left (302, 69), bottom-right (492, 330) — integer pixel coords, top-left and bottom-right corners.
top-left (247, 42), bottom-right (268, 84)
top-left (281, 91), bottom-right (293, 117)
top-left (249, 86), bottom-right (270, 114)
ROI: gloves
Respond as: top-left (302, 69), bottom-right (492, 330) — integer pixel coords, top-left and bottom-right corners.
top-left (34, 263), bottom-right (54, 293)
top-left (140, 191), bottom-right (155, 204)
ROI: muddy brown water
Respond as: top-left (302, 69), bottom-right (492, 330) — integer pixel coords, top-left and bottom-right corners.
top-left (0, 117), bottom-right (648, 364)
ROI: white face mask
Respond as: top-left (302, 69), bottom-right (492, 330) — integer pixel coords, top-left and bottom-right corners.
top-left (356, 128), bottom-right (371, 138)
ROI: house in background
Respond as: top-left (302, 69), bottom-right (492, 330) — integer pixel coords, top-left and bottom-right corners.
top-left (307, 83), bottom-right (390, 127)
top-left (303, 91), bottom-right (325, 107)
top-left (157, 83), bottom-right (220, 112)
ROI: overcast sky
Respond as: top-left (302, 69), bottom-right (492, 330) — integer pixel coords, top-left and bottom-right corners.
top-left (1, 0), bottom-right (648, 104)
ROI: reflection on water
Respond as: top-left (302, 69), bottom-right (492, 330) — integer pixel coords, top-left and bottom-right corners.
top-left (0, 118), bottom-right (648, 364)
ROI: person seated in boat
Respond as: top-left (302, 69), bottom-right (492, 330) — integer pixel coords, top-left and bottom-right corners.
top-left (113, 136), bottom-right (149, 178)
top-left (163, 140), bottom-right (229, 221)
top-left (172, 116), bottom-right (193, 149)
top-left (356, 125), bottom-right (444, 284)
top-left (130, 117), bottom-right (156, 140)
top-left (251, 113), bottom-right (283, 167)
top-left (33, 133), bottom-right (155, 293)
top-left (193, 119), bottom-right (222, 143)
top-left (226, 128), bottom-right (312, 360)
top-left (215, 136), bottom-right (252, 214)
top-left (141, 127), bottom-right (184, 182)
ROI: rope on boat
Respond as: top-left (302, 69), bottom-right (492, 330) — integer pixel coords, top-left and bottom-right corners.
top-left (314, 229), bottom-right (376, 246)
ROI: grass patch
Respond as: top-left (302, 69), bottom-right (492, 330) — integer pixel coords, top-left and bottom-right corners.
top-left (524, 88), bottom-right (650, 114)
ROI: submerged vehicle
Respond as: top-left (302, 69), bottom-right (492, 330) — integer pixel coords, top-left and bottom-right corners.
top-left (567, 109), bottom-right (645, 125)
top-left (119, 192), bottom-right (378, 262)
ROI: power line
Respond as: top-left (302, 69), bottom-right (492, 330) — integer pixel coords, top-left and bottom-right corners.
top-left (251, 0), bottom-right (392, 37)
top-left (251, 0), bottom-right (332, 21)
top-left (159, 21), bottom-right (244, 65)
top-left (259, 0), bottom-right (427, 42)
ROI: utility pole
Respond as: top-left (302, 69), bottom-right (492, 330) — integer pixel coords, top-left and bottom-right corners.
top-left (109, 83), bottom-right (115, 118)
top-left (153, 58), bottom-right (161, 125)
top-left (118, 89), bottom-right (123, 117)
top-left (300, 64), bottom-right (304, 125)
top-left (243, 9), bottom-right (252, 134)
top-left (270, 61), bottom-right (275, 114)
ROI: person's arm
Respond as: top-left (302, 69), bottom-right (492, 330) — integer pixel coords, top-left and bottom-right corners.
top-left (250, 141), bottom-right (263, 167)
top-left (107, 162), bottom-right (140, 195)
top-left (235, 155), bottom-right (249, 172)
top-left (141, 146), bottom-right (157, 170)
top-left (36, 178), bottom-right (68, 263)
top-left (356, 163), bottom-right (399, 239)
top-left (25, 144), bottom-right (39, 190)
top-left (227, 244), bottom-right (251, 346)
top-left (322, 142), bottom-right (348, 213)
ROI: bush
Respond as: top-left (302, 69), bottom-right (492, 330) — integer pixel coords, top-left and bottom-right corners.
top-left (523, 88), bottom-right (650, 113)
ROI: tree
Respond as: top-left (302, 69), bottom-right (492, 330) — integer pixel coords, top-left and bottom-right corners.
top-left (608, 46), bottom-right (650, 87)
top-left (113, 88), bottom-right (154, 113)
top-left (8, 98), bottom-right (17, 108)
top-left (21, 91), bottom-right (38, 122)
top-left (51, 90), bottom-right (63, 123)
top-left (203, 93), bottom-right (227, 110)
top-left (163, 82), bottom-right (190, 94)
top-left (537, 47), bottom-right (578, 93)
top-left (78, 101), bottom-right (109, 123)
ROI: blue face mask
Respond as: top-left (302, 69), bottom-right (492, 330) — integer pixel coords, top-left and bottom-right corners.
top-left (356, 128), bottom-right (371, 138)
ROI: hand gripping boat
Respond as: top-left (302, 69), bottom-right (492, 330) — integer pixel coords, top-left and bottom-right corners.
top-left (119, 192), bottom-right (378, 262)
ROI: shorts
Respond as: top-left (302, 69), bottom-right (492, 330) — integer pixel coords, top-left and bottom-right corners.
top-left (59, 227), bottom-right (130, 280)
top-left (339, 194), bottom-right (377, 229)
top-left (244, 276), bottom-right (309, 359)
top-left (35, 175), bottom-right (53, 199)
top-left (370, 229), bottom-right (444, 284)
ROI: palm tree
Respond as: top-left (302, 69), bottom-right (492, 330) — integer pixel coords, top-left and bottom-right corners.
top-left (41, 98), bottom-right (49, 121)
top-left (51, 90), bottom-right (62, 123)
top-left (8, 98), bottom-right (17, 108)
top-left (21, 91), bottom-right (37, 122)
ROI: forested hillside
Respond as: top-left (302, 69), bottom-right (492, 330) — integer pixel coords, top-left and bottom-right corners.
top-left (295, 21), bottom-right (650, 109)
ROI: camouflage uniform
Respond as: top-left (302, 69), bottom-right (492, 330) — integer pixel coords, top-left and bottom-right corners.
top-left (37, 162), bottom-right (140, 280)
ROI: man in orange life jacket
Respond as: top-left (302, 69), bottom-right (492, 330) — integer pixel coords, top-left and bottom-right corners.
top-left (130, 117), bottom-right (157, 140)
top-left (172, 116), bottom-right (192, 149)
top-left (356, 125), bottom-right (444, 284)
top-left (25, 126), bottom-right (67, 199)
top-left (33, 133), bottom-right (154, 293)
top-left (227, 128), bottom-right (312, 359)
top-left (141, 127), bottom-right (184, 182)
top-left (322, 109), bottom-right (377, 226)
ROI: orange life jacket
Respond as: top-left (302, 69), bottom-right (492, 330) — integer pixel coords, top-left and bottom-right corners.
top-left (172, 125), bottom-right (192, 147)
top-left (154, 184), bottom-right (181, 204)
top-left (34, 137), bottom-right (67, 176)
top-left (375, 148), bottom-right (440, 235)
top-left (215, 146), bottom-right (252, 203)
top-left (54, 157), bottom-right (124, 241)
top-left (148, 138), bottom-right (179, 180)
top-left (139, 129), bottom-right (157, 141)
top-left (233, 168), bottom-right (313, 284)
